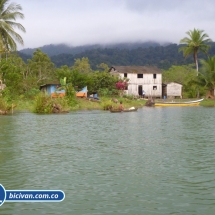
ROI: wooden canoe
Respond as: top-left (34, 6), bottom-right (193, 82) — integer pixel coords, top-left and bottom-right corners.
top-left (110, 108), bottom-right (138, 113)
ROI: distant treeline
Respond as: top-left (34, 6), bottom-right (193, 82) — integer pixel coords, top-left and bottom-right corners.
top-left (18, 42), bottom-right (215, 70)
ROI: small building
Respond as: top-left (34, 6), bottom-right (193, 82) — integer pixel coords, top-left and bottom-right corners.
top-left (109, 66), bottom-right (162, 98)
top-left (76, 86), bottom-right (88, 98)
top-left (40, 83), bottom-right (65, 98)
top-left (162, 82), bottom-right (182, 99)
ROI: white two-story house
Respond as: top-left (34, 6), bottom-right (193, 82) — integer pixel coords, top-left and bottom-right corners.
top-left (109, 66), bottom-right (162, 98)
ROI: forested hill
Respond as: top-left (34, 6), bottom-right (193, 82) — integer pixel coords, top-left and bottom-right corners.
top-left (19, 42), bottom-right (162, 57)
top-left (18, 42), bottom-right (215, 70)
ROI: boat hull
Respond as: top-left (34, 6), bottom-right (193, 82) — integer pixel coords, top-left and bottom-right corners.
top-left (154, 102), bottom-right (200, 107)
top-left (154, 99), bottom-right (204, 107)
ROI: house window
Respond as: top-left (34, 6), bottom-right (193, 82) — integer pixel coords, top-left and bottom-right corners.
top-left (153, 74), bottom-right (157, 79)
top-left (137, 74), bottom-right (143, 78)
top-left (124, 73), bottom-right (127, 78)
top-left (153, 86), bottom-right (157, 90)
top-left (125, 86), bottom-right (128, 90)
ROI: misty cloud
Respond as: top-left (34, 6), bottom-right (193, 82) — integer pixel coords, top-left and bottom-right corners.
top-left (17, 0), bottom-right (215, 49)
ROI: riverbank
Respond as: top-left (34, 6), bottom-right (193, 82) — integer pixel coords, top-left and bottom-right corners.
top-left (199, 99), bottom-right (215, 107)
top-left (13, 96), bottom-right (147, 112)
top-left (4, 97), bottom-right (215, 114)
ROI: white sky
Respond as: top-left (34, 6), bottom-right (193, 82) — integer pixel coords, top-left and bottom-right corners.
top-left (15, 0), bottom-right (215, 49)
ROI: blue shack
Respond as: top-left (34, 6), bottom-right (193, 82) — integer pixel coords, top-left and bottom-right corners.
top-left (40, 83), bottom-right (65, 98)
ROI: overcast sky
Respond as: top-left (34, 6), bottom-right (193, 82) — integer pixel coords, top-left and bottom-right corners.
top-left (16, 0), bottom-right (215, 49)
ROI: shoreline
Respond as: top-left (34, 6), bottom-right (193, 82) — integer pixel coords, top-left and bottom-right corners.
top-left (1, 98), bottom-right (215, 115)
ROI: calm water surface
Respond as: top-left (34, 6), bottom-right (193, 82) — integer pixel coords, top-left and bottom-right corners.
top-left (0, 107), bottom-right (215, 215)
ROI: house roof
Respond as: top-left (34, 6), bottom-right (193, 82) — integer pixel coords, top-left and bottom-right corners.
top-left (163, 82), bottom-right (183, 86)
top-left (39, 83), bottom-right (60, 90)
top-left (109, 66), bottom-right (162, 74)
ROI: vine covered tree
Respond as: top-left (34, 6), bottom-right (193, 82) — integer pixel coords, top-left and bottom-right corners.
top-left (0, 0), bottom-right (26, 53)
top-left (179, 28), bottom-right (212, 75)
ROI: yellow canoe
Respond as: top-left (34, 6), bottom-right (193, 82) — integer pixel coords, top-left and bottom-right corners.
top-left (154, 98), bottom-right (204, 107)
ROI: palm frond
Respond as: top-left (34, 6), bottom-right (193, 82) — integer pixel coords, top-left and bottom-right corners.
top-left (179, 28), bottom-right (212, 72)
top-left (0, 0), bottom-right (25, 51)
top-left (5, 21), bottom-right (25, 32)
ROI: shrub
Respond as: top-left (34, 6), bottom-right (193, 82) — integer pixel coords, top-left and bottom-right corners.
top-left (98, 88), bottom-right (119, 97)
top-left (33, 93), bottom-right (53, 114)
top-left (65, 83), bottom-right (78, 107)
top-left (24, 88), bottom-right (40, 99)
top-left (0, 97), bottom-right (10, 112)
top-left (33, 93), bottom-right (71, 114)
top-left (102, 100), bottom-right (113, 110)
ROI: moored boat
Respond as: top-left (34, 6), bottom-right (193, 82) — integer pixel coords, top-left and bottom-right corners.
top-left (110, 107), bottom-right (138, 113)
top-left (154, 98), bottom-right (204, 107)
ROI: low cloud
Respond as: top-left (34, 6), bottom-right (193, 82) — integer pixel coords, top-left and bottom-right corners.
top-left (17, 0), bottom-right (215, 49)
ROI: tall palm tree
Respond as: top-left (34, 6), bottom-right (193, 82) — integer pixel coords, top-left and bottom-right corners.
top-left (179, 28), bottom-right (212, 76)
top-left (0, 0), bottom-right (25, 53)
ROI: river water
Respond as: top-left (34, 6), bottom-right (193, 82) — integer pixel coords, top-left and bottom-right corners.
top-left (0, 107), bottom-right (215, 215)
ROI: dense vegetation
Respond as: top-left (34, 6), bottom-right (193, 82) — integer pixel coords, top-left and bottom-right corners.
top-left (0, 49), bottom-right (131, 113)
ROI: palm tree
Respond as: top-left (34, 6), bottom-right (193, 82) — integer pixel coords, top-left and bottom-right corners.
top-left (179, 28), bottom-right (212, 76)
top-left (0, 0), bottom-right (25, 53)
top-left (198, 56), bottom-right (215, 97)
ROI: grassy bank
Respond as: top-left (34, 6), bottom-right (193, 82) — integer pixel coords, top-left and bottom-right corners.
top-left (71, 97), bottom-right (147, 111)
top-left (12, 97), bottom-right (215, 113)
top-left (13, 96), bottom-right (147, 112)
top-left (200, 99), bottom-right (215, 107)
top-left (14, 99), bottom-right (35, 111)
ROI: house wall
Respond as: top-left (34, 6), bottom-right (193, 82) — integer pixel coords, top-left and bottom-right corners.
top-left (76, 86), bottom-right (88, 98)
top-left (167, 83), bottom-right (182, 98)
top-left (119, 73), bottom-right (162, 97)
top-left (41, 85), bottom-right (65, 96)
top-left (50, 85), bottom-right (56, 94)
top-left (0, 80), bottom-right (6, 90)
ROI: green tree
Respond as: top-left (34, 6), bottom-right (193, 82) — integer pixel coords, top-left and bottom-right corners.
top-left (162, 65), bottom-right (198, 98)
top-left (162, 65), bottom-right (196, 84)
top-left (27, 49), bottom-right (55, 85)
top-left (56, 66), bottom-right (92, 91)
top-left (0, 0), bottom-right (26, 53)
top-left (55, 65), bottom-right (71, 80)
top-left (91, 71), bottom-right (118, 90)
top-left (89, 71), bottom-right (119, 96)
top-left (179, 28), bottom-right (212, 75)
top-left (0, 54), bottom-right (25, 98)
top-left (72, 57), bottom-right (92, 73)
top-left (96, 63), bottom-right (109, 72)
top-left (198, 56), bottom-right (215, 97)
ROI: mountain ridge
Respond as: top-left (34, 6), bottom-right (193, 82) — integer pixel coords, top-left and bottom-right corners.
top-left (17, 42), bottom-right (215, 70)
top-left (19, 41), bottom-right (168, 57)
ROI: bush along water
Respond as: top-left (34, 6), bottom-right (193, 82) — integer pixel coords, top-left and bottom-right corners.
top-left (0, 97), bottom-right (13, 114)
top-left (33, 93), bottom-right (70, 114)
